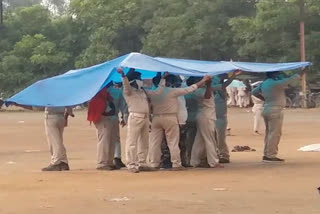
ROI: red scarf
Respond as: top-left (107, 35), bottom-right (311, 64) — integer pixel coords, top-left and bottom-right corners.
top-left (87, 88), bottom-right (113, 123)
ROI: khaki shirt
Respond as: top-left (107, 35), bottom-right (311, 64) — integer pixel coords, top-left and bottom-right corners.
top-left (194, 88), bottom-right (216, 120)
top-left (151, 85), bottom-right (198, 115)
top-left (252, 74), bottom-right (299, 108)
top-left (122, 77), bottom-right (165, 114)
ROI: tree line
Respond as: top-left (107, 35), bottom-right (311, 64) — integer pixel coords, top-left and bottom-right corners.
top-left (0, 0), bottom-right (319, 96)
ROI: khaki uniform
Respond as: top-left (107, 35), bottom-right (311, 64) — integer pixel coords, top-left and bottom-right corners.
top-left (227, 87), bottom-right (237, 106)
top-left (190, 88), bottom-right (219, 167)
top-left (251, 95), bottom-right (264, 133)
top-left (44, 107), bottom-right (69, 165)
top-left (122, 77), bottom-right (165, 170)
top-left (94, 116), bottom-right (115, 167)
top-left (252, 74), bottom-right (299, 158)
top-left (214, 90), bottom-right (229, 159)
top-left (149, 85), bottom-right (198, 168)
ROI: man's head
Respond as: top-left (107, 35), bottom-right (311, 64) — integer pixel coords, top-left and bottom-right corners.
top-left (186, 76), bottom-right (202, 86)
top-left (266, 71), bottom-right (283, 80)
top-left (218, 73), bottom-right (228, 82)
top-left (165, 74), bottom-right (178, 87)
top-left (127, 68), bottom-right (143, 89)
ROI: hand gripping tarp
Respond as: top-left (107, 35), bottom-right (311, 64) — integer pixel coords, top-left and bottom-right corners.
top-left (5, 52), bottom-right (311, 107)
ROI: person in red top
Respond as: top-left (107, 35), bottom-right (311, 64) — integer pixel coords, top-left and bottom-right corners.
top-left (88, 85), bottom-right (117, 170)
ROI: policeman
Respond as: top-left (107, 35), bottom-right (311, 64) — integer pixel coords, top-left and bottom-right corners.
top-left (252, 71), bottom-right (303, 162)
top-left (117, 67), bottom-right (166, 173)
top-left (148, 74), bottom-right (210, 170)
top-left (42, 107), bottom-right (74, 171)
top-left (88, 86), bottom-right (117, 170)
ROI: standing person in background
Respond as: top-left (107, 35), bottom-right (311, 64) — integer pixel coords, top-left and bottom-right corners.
top-left (88, 86), bottom-right (117, 170)
top-left (117, 67), bottom-right (166, 173)
top-left (251, 93), bottom-right (264, 135)
top-left (252, 71), bottom-right (304, 162)
top-left (149, 74), bottom-right (210, 171)
top-left (12, 103), bottom-right (74, 171)
top-left (43, 107), bottom-right (74, 171)
top-left (237, 86), bottom-right (247, 108)
top-left (244, 79), bottom-right (253, 107)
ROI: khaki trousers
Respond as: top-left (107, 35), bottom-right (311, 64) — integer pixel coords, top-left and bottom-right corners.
top-left (44, 114), bottom-right (68, 165)
top-left (184, 121), bottom-right (197, 166)
top-left (94, 116), bottom-right (115, 168)
top-left (126, 113), bottom-right (149, 169)
top-left (252, 106), bottom-right (263, 132)
top-left (215, 101), bottom-right (229, 159)
top-left (111, 118), bottom-right (121, 159)
top-left (149, 114), bottom-right (181, 168)
top-left (191, 115), bottom-right (219, 167)
top-left (262, 107), bottom-right (284, 158)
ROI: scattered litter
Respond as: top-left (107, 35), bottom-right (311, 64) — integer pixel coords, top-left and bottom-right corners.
top-left (298, 144), bottom-right (320, 152)
top-left (231, 145), bottom-right (256, 152)
top-left (25, 150), bottom-right (41, 153)
top-left (108, 197), bottom-right (130, 202)
top-left (213, 188), bottom-right (228, 191)
top-left (6, 161), bottom-right (16, 164)
top-left (17, 121), bottom-right (25, 124)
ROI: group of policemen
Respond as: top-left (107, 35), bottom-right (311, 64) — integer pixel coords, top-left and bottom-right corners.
top-left (17, 67), bottom-right (304, 172)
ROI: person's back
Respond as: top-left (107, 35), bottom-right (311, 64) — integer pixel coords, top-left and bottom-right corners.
top-left (260, 79), bottom-right (287, 108)
top-left (152, 87), bottom-right (185, 115)
top-left (252, 71), bottom-right (302, 163)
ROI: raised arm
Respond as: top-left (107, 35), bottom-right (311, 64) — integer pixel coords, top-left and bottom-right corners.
top-left (145, 72), bottom-right (168, 96)
top-left (274, 73), bottom-right (301, 87)
top-left (204, 79), bottom-right (212, 99)
top-left (223, 70), bottom-right (242, 88)
top-left (252, 85), bottom-right (265, 101)
top-left (172, 75), bottom-right (211, 97)
top-left (117, 67), bottom-right (131, 96)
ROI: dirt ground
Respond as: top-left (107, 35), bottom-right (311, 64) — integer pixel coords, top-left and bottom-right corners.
top-left (0, 108), bottom-right (319, 214)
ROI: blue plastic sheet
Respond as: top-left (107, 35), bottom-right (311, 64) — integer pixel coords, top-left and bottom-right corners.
top-left (5, 52), bottom-right (311, 107)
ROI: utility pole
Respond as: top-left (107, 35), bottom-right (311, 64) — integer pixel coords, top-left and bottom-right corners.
top-left (0, 0), bottom-right (3, 26)
top-left (299, 0), bottom-right (307, 108)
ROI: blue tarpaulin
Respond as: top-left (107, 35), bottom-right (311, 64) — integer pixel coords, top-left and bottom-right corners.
top-left (5, 52), bottom-right (311, 107)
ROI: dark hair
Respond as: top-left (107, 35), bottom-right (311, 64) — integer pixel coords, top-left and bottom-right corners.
top-left (127, 68), bottom-right (142, 81)
top-left (186, 76), bottom-right (201, 86)
top-left (152, 76), bottom-right (161, 87)
top-left (266, 71), bottom-right (280, 79)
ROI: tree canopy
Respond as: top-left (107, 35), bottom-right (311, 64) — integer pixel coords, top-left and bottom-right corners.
top-left (0, 0), bottom-right (319, 96)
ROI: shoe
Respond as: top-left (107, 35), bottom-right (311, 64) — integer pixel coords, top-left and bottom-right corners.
top-left (262, 156), bottom-right (285, 163)
top-left (149, 167), bottom-right (160, 171)
top-left (128, 168), bottom-right (140, 173)
top-left (96, 165), bottom-right (116, 170)
top-left (138, 166), bottom-right (153, 171)
top-left (114, 158), bottom-right (126, 169)
top-left (60, 162), bottom-right (70, 171)
top-left (42, 164), bottom-right (61, 171)
top-left (170, 166), bottom-right (185, 171)
top-left (219, 158), bottom-right (230, 164)
top-left (253, 131), bottom-right (261, 136)
top-left (210, 164), bottom-right (224, 168)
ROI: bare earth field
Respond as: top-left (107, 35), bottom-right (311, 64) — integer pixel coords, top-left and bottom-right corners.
top-left (0, 108), bottom-right (319, 214)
